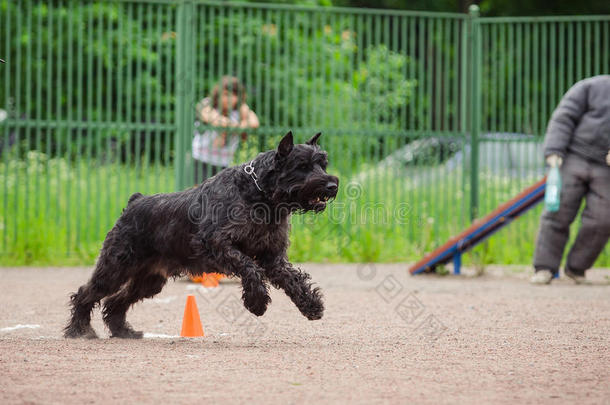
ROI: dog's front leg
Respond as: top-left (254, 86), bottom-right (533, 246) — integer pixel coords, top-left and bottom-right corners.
top-left (263, 257), bottom-right (324, 320)
top-left (214, 246), bottom-right (271, 316)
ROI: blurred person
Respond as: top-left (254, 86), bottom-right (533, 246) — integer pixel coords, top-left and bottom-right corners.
top-left (531, 75), bottom-right (610, 285)
top-left (192, 76), bottom-right (259, 183)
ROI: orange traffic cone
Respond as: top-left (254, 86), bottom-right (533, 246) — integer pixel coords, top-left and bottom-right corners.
top-left (180, 295), bottom-right (204, 337)
top-left (190, 273), bottom-right (225, 286)
top-left (201, 273), bottom-right (220, 288)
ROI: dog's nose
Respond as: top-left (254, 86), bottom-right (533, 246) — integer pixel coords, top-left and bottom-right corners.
top-left (326, 182), bottom-right (338, 193)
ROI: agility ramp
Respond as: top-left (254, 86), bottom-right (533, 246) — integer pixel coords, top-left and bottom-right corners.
top-left (409, 177), bottom-right (547, 275)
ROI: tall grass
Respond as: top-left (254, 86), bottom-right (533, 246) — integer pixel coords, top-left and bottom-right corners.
top-left (1, 153), bottom-right (608, 267)
top-left (1, 152), bottom-right (175, 265)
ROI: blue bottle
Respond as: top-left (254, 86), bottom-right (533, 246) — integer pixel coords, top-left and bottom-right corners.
top-left (545, 166), bottom-right (562, 212)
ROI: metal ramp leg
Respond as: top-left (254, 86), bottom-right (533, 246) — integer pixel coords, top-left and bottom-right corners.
top-left (453, 252), bottom-right (461, 275)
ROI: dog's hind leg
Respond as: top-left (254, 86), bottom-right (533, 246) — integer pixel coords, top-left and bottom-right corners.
top-left (102, 273), bottom-right (167, 339)
top-left (64, 283), bottom-right (106, 339)
top-left (64, 258), bottom-right (128, 339)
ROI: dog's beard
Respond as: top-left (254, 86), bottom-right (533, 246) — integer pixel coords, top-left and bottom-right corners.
top-left (273, 178), bottom-right (337, 213)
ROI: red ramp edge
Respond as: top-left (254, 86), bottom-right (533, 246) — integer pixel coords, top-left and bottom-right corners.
top-left (409, 177), bottom-right (547, 275)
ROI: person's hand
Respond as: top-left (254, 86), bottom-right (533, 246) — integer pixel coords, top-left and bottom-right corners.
top-left (213, 133), bottom-right (227, 148)
top-left (238, 104), bottom-right (259, 129)
top-left (239, 105), bottom-right (250, 128)
top-left (239, 104), bottom-right (250, 118)
top-left (606, 150), bottom-right (610, 166)
top-left (546, 154), bottom-right (563, 168)
top-left (238, 106), bottom-right (250, 129)
top-left (199, 104), bottom-right (235, 128)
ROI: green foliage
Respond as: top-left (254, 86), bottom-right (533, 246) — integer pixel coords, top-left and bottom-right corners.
top-left (353, 45), bottom-right (417, 126)
top-left (333, 0), bottom-right (610, 15)
top-left (2, 1), bottom-right (423, 164)
top-left (479, 0), bottom-right (610, 16)
top-left (194, 9), bottom-right (419, 131)
top-left (1, 1), bottom-right (175, 161)
top-left (333, 0), bottom-right (462, 13)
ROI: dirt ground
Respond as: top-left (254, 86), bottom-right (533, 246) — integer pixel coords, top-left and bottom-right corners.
top-left (0, 264), bottom-right (609, 405)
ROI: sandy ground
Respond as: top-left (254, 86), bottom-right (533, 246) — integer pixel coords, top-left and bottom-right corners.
top-left (0, 264), bottom-right (609, 405)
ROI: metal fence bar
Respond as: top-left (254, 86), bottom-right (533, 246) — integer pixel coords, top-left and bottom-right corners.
top-left (469, 5), bottom-right (481, 220)
top-left (175, 1), bottom-right (192, 191)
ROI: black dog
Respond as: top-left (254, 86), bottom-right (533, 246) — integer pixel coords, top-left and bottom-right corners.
top-left (64, 132), bottom-right (339, 338)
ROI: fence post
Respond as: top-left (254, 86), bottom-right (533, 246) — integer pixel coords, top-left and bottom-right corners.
top-left (468, 4), bottom-right (481, 221)
top-left (175, 0), bottom-right (195, 191)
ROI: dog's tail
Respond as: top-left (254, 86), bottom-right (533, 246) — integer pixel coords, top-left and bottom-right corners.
top-left (127, 192), bottom-right (143, 205)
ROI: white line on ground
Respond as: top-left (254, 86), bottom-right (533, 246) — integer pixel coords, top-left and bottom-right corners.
top-left (185, 285), bottom-right (215, 293)
top-left (1, 324), bottom-right (41, 332)
top-left (151, 296), bottom-right (177, 304)
top-left (143, 333), bottom-right (180, 339)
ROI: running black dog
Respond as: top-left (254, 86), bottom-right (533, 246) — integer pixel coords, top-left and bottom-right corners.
top-left (64, 132), bottom-right (339, 338)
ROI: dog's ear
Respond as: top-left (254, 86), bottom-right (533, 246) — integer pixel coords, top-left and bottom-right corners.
top-left (277, 131), bottom-right (294, 158)
top-left (306, 132), bottom-right (322, 146)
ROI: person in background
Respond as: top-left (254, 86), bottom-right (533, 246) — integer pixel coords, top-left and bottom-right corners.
top-left (192, 76), bottom-right (259, 183)
top-left (531, 75), bottom-right (610, 285)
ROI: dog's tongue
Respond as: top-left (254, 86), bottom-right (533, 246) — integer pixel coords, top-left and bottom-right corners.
top-left (310, 199), bottom-right (326, 211)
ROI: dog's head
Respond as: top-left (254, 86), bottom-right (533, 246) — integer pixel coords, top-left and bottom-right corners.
top-left (270, 131), bottom-right (339, 213)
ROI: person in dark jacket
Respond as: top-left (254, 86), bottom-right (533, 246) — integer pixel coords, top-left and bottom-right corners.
top-left (531, 75), bottom-right (610, 285)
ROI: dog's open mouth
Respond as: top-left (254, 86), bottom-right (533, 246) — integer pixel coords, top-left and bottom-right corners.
top-left (308, 195), bottom-right (332, 212)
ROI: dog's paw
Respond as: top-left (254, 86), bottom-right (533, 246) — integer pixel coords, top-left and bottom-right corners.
top-left (111, 329), bottom-right (144, 339)
top-left (245, 301), bottom-right (268, 317)
top-left (244, 294), bottom-right (270, 317)
top-left (243, 287), bottom-right (271, 317)
top-left (300, 288), bottom-right (324, 320)
top-left (64, 323), bottom-right (99, 339)
top-left (303, 302), bottom-right (324, 320)
top-left (82, 326), bottom-right (100, 339)
top-left (109, 323), bottom-right (144, 339)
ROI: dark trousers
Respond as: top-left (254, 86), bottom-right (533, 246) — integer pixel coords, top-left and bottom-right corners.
top-left (534, 153), bottom-right (610, 275)
top-left (193, 161), bottom-right (226, 185)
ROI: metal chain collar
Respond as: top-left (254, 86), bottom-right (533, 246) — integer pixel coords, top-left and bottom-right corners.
top-left (244, 160), bottom-right (263, 192)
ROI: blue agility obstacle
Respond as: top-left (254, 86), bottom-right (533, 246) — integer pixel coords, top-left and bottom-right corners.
top-left (409, 177), bottom-right (549, 276)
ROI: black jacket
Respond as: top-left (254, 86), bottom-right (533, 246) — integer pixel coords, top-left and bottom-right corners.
top-left (544, 75), bottom-right (610, 165)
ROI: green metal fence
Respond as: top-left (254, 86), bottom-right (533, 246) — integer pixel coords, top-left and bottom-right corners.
top-left (1, 0), bottom-right (178, 263)
top-left (1, 0), bottom-right (609, 266)
top-left (474, 14), bottom-right (610, 265)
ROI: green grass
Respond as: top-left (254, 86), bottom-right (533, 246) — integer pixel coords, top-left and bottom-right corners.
top-left (1, 153), bottom-right (608, 267)
top-left (1, 152), bottom-right (176, 265)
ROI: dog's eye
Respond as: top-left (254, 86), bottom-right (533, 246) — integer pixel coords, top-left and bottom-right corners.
top-left (298, 163), bottom-right (309, 170)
